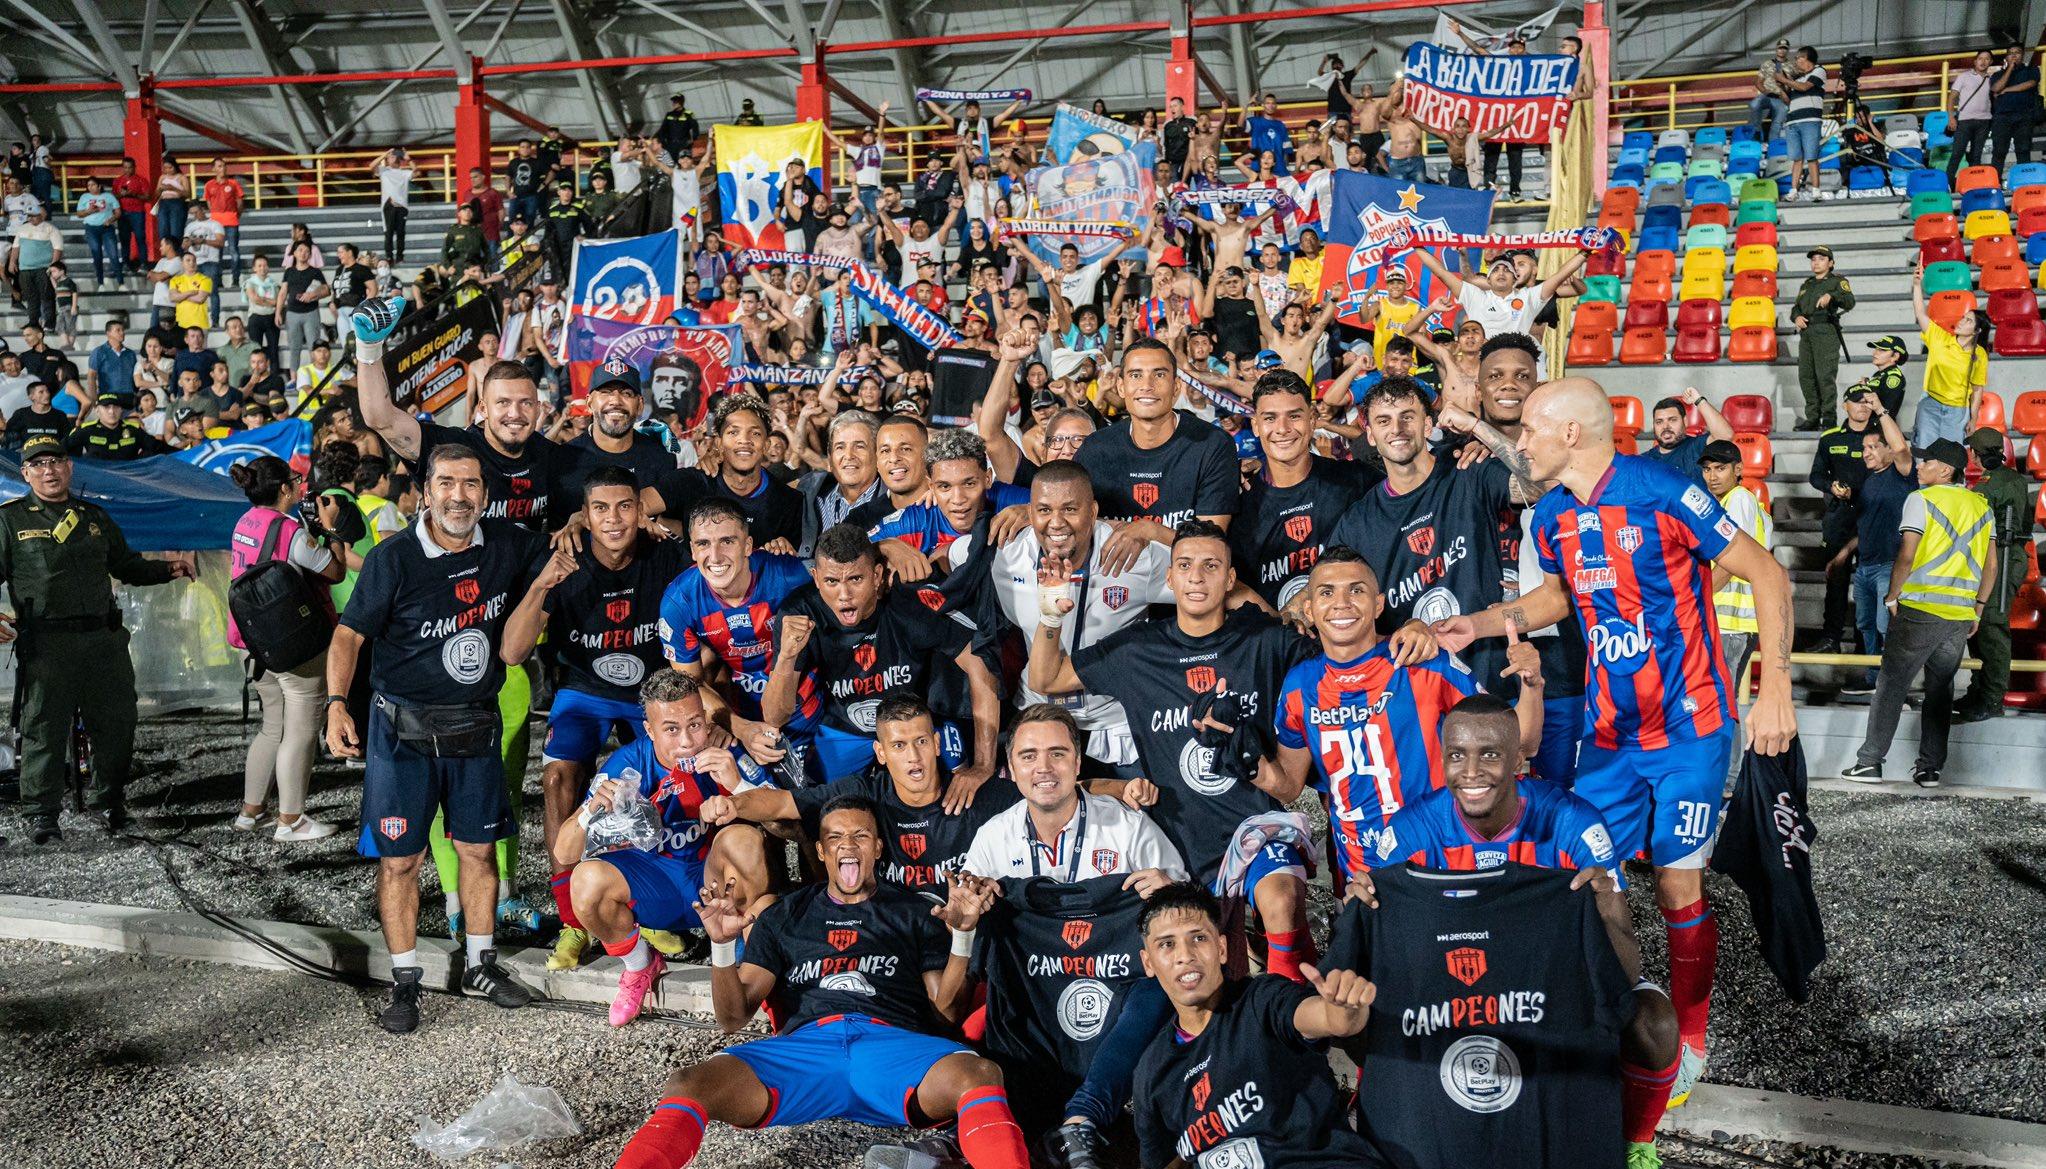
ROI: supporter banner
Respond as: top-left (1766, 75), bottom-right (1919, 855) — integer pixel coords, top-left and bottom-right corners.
top-left (563, 316), bottom-right (741, 431)
top-left (381, 287), bottom-right (503, 413)
top-left (712, 121), bottom-right (825, 250)
top-left (729, 363), bottom-right (870, 386)
top-left (733, 247), bottom-right (856, 271)
top-left (1319, 170), bottom-right (1495, 326)
top-left (1432, 3), bottom-right (1568, 52)
top-left (1175, 186), bottom-right (1295, 210)
top-left (737, 248), bottom-right (963, 353)
top-left (1043, 103), bottom-right (1144, 165)
top-left (1377, 223), bottom-right (1619, 253)
top-left (497, 227), bottom-right (549, 296)
top-left (916, 87), bottom-right (1031, 103)
top-left (563, 230), bottom-right (687, 354)
top-left (997, 218), bottom-right (1132, 239)
top-left (1024, 151), bottom-right (1155, 266)
top-left (1401, 42), bottom-right (1580, 145)
top-left (1176, 171), bottom-right (1330, 248)
top-left (173, 417), bottom-right (315, 479)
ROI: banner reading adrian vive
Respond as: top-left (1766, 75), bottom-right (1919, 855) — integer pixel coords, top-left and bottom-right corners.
top-left (382, 287), bottom-right (502, 413)
top-left (1400, 42), bottom-right (1579, 145)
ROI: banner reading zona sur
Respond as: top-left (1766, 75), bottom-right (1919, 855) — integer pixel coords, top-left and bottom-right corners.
top-left (1400, 42), bottom-right (1580, 145)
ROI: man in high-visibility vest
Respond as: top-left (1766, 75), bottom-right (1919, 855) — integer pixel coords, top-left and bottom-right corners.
top-left (1843, 438), bottom-right (1997, 788)
top-left (1954, 427), bottom-right (2036, 724)
top-left (1699, 440), bottom-right (1774, 699)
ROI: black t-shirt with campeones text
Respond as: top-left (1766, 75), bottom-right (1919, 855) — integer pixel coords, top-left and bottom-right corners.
top-left (1076, 411), bottom-right (1242, 528)
top-left (1327, 456), bottom-right (1514, 631)
top-left (793, 765), bottom-right (1018, 895)
top-left (975, 876), bottom-right (1148, 1085)
top-left (741, 881), bottom-right (952, 1034)
top-left (1230, 456), bottom-right (1382, 608)
top-left (777, 583), bottom-right (975, 737)
top-left (418, 421), bottom-right (566, 533)
top-left (543, 535), bottom-right (690, 703)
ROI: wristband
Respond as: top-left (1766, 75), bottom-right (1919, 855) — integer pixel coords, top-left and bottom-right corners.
top-left (325, 695), bottom-right (348, 707)
top-left (950, 928), bottom-right (976, 957)
top-left (711, 939), bottom-right (739, 967)
top-left (576, 802), bottom-right (597, 829)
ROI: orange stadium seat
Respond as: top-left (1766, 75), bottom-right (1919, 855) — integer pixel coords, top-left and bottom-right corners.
top-left (1615, 431), bottom-right (1640, 454)
top-left (1974, 233), bottom-right (2022, 266)
top-left (1601, 185), bottom-right (1641, 220)
top-left (1619, 326), bottom-right (1666, 364)
top-left (1957, 165), bottom-right (2002, 194)
top-left (1611, 395), bottom-right (1646, 435)
top-left (1689, 203), bottom-right (1731, 229)
top-left (1976, 391), bottom-right (2008, 431)
top-left (1982, 259), bottom-right (2034, 293)
top-left (2026, 435), bottom-right (2046, 479)
top-left (1913, 213), bottom-right (1960, 244)
top-left (1721, 394), bottom-right (1775, 433)
top-left (1728, 326), bottom-right (1777, 362)
top-left (1927, 289), bottom-right (1978, 331)
top-left (1631, 251), bottom-right (1677, 302)
top-left (2015, 184), bottom-right (2046, 218)
top-left (2013, 391), bottom-right (2046, 436)
top-left (1732, 431), bottom-right (1774, 477)
top-left (1742, 477), bottom-right (1772, 510)
top-left (1568, 303), bottom-right (1618, 365)
top-left (1731, 268), bottom-right (1777, 299)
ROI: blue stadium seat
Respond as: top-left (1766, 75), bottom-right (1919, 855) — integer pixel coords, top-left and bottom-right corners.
top-left (1618, 146), bottom-right (1650, 169)
top-left (2025, 233), bottom-right (2046, 265)
top-left (1689, 178), bottom-right (1731, 208)
top-left (1611, 163), bottom-right (1645, 188)
top-left (1891, 147), bottom-right (1926, 170)
top-left (1642, 205), bottom-right (1683, 233)
top-left (1963, 187), bottom-right (2011, 215)
top-left (1653, 144), bottom-right (1688, 166)
top-left (1766, 137), bottom-right (1788, 160)
top-left (1906, 168), bottom-right (1950, 196)
top-left (1637, 225), bottom-right (1680, 254)
top-left (1623, 130), bottom-right (1654, 153)
top-left (1847, 166), bottom-right (1888, 192)
top-left (1728, 142), bottom-right (1764, 173)
top-left (1695, 127), bottom-right (1729, 147)
top-left (2007, 162), bottom-right (2046, 191)
top-left (1924, 111), bottom-right (1953, 147)
top-left (1821, 138), bottom-right (1842, 170)
top-left (1730, 126), bottom-right (1760, 144)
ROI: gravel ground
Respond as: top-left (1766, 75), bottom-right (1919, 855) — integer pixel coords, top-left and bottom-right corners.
top-left (2, 711), bottom-right (2045, 1144)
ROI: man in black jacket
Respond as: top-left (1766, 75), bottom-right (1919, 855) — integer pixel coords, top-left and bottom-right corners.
top-left (1805, 388), bottom-right (1879, 652)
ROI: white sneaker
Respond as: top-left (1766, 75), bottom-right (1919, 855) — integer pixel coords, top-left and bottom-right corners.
top-left (274, 814), bottom-right (338, 842)
top-left (1667, 1043), bottom-right (1709, 1108)
top-left (231, 813), bottom-right (264, 832)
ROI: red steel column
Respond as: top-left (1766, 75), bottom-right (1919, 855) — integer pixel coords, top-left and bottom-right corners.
top-left (124, 76), bottom-right (163, 254)
top-left (1581, 0), bottom-right (1611, 198)
top-left (798, 45), bottom-right (831, 192)
top-left (1165, 1), bottom-right (1197, 113)
top-left (455, 55), bottom-right (492, 179)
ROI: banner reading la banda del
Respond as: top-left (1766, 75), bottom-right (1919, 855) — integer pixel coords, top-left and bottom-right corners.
top-left (1400, 42), bottom-right (1580, 144)
top-left (381, 286), bottom-right (502, 414)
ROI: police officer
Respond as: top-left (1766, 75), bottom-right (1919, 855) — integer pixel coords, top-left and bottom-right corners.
top-left (656, 94), bottom-right (699, 162)
top-left (1956, 427), bottom-right (2036, 723)
top-left (1805, 387), bottom-right (1883, 653)
top-left (67, 393), bottom-right (166, 460)
top-left (1792, 245), bottom-right (1856, 431)
top-left (0, 435), bottom-right (194, 843)
top-left (543, 182), bottom-right (590, 290)
top-left (1848, 334), bottom-right (1911, 418)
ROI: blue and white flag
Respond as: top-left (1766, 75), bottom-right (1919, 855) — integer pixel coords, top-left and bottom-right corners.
top-left (564, 230), bottom-right (686, 351)
top-left (174, 418), bottom-right (314, 478)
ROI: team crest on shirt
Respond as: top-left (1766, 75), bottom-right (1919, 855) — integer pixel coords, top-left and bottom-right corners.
top-left (1406, 526), bottom-right (1436, 557)
top-left (379, 817), bottom-right (408, 839)
top-left (917, 586), bottom-right (946, 612)
top-left (1284, 514), bottom-right (1313, 543)
top-left (1101, 585), bottom-right (1129, 610)
top-left (1191, 1072), bottom-right (1213, 1110)
top-left (827, 928), bottom-right (860, 952)
top-left (1446, 946), bottom-right (1488, 987)
top-left (1091, 848), bottom-right (1120, 872)
top-left (1132, 483), bottom-right (1160, 510)
top-left (898, 833), bottom-right (927, 860)
top-left (853, 643), bottom-right (877, 671)
top-left (1680, 485), bottom-right (1714, 519)
top-left (1062, 920), bottom-right (1094, 950)
top-left (605, 598), bottom-right (633, 624)
top-left (510, 475), bottom-right (532, 495)
top-left (454, 578), bottom-right (481, 605)
top-left (1185, 665), bottom-right (1217, 692)
top-left (1614, 526), bottom-right (1643, 553)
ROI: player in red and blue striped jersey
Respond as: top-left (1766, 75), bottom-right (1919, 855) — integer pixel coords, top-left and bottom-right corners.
top-left (1275, 548), bottom-right (1478, 879)
top-left (869, 429), bottom-right (1029, 563)
top-left (1433, 377), bottom-right (1796, 1118)
top-left (659, 498), bottom-right (816, 739)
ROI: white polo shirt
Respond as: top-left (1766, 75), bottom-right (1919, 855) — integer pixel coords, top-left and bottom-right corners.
top-left (949, 519), bottom-right (1173, 763)
top-left (964, 792), bottom-right (1187, 882)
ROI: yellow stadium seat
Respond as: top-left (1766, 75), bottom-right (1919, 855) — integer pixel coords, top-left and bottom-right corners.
top-left (1965, 209), bottom-right (2014, 240)
top-left (1728, 296), bottom-right (1777, 330)
top-left (1731, 244), bottom-right (1778, 275)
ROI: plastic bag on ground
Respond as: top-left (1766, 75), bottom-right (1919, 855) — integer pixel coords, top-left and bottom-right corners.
top-left (411, 1074), bottom-right (582, 1161)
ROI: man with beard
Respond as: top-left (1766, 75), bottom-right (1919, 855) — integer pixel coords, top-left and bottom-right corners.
top-left (1640, 391), bottom-right (1736, 489)
top-left (501, 467), bottom-right (690, 972)
top-left (1074, 341), bottom-right (1240, 530)
top-left (1231, 370), bottom-right (1380, 609)
top-left (555, 361), bottom-right (695, 519)
top-left (324, 444), bottom-right (548, 1033)
top-left (657, 394), bottom-right (803, 553)
top-left (610, 796), bottom-right (1030, 1169)
top-left (646, 350), bottom-right (705, 433)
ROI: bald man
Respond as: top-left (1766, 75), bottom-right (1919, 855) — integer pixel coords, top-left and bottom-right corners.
top-left (1434, 375), bottom-right (1794, 1114)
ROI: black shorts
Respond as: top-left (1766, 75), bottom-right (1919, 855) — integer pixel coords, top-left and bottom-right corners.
top-left (362, 697), bottom-right (511, 858)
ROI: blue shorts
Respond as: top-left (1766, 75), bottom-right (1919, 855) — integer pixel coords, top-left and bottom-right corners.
top-left (594, 848), bottom-right (707, 932)
top-left (1785, 120), bottom-right (1822, 161)
top-left (1574, 727), bottom-right (1736, 869)
top-left (360, 698), bottom-right (510, 859)
top-left (809, 721), bottom-right (966, 784)
top-left (1230, 839), bottom-right (1309, 898)
top-left (542, 688), bottom-right (643, 768)
top-left (1531, 695), bottom-right (1584, 788)
top-left (723, 1016), bottom-right (969, 1128)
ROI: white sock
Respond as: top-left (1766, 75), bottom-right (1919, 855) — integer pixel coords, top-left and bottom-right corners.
top-left (444, 891), bottom-right (461, 918)
top-left (389, 948), bottom-right (418, 971)
top-left (619, 937), bottom-right (651, 972)
top-left (465, 931), bottom-right (494, 965)
top-left (497, 879), bottom-right (514, 903)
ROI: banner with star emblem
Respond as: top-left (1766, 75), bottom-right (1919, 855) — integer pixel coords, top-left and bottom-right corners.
top-left (1318, 170), bottom-right (1494, 327)
top-left (1401, 42), bottom-right (1581, 145)
top-left (712, 121), bottom-right (825, 250)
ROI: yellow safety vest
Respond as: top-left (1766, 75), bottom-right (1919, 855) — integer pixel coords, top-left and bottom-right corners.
top-left (1900, 483), bottom-right (1994, 621)
top-left (1713, 484), bottom-right (1771, 633)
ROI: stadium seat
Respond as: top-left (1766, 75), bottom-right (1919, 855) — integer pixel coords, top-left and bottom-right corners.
top-left (1642, 204), bottom-right (1683, 234)
top-left (1731, 268), bottom-right (1777, 299)
top-left (1847, 166), bottom-right (1888, 193)
top-left (1624, 298), bottom-right (1669, 331)
top-left (1689, 202), bottom-right (1731, 229)
top-left (1913, 212), bottom-right (1960, 244)
top-left (1637, 225), bottom-right (1680, 254)
top-left (1732, 430), bottom-right (1774, 476)
top-left (1679, 250), bottom-right (1726, 301)
top-left (1820, 137), bottom-right (1842, 171)
top-left (1658, 129), bottom-right (1691, 150)
top-left (1646, 183), bottom-right (1686, 209)
top-left (1675, 297), bottom-right (1722, 330)
top-left (1995, 315), bottom-right (2046, 357)
top-left (1686, 157), bottom-right (1725, 180)
top-left (2013, 185), bottom-right (2046, 216)
top-left (1957, 165), bottom-right (2002, 194)
top-left (1734, 221), bottom-right (1779, 249)
top-left (1906, 168), bottom-right (1949, 196)
top-left (1729, 325), bottom-right (1778, 362)
top-left (1977, 391), bottom-right (2008, 431)
top-left (1648, 162), bottom-right (1686, 189)
top-left (1695, 127), bottom-right (1729, 148)
top-left (1568, 302), bottom-right (1618, 365)
top-left (1739, 178), bottom-right (1779, 204)
top-left (2008, 161), bottom-right (2046, 191)
top-left (1611, 395), bottom-right (1645, 434)
top-left (1891, 147), bottom-right (1927, 170)
top-left (1632, 251), bottom-right (1677, 302)
top-left (1922, 261), bottom-right (1974, 293)
top-left (1582, 275), bottom-right (1623, 304)
top-left (1922, 237), bottom-right (1968, 266)
top-left (1587, 247), bottom-right (1627, 278)
top-left (1961, 187), bottom-right (2011, 216)
top-left (1974, 233), bottom-right (2022, 266)
top-left (1728, 296), bottom-right (1776, 330)
top-left (1689, 177), bottom-right (1732, 209)
top-left (1982, 260), bottom-right (2034, 294)
top-left (1622, 130), bottom-right (1654, 152)
top-left (1654, 145), bottom-right (1688, 167)
top-left (1989, 286), bottom-right (2041, 325)
top-left (1615, 431), bottom-right (1640, 455)
top-left (1927, 289), bottom-right (1978, 331)
top-left (1683, 223), bottom-right (1729, 252)
top-left (1611, 164), bottom-right (1646, 189)
top-left (1618, 326), bottom-right (1667, 365)
top-left (1966, 209), bottom-right (2014, 240)
top-left (1618, 146), bottom-right (1651, 170)
top-left (2013, 390), bottom-right (2046, 436)
top-left (2030, 236), bottom-right (2046, 267)
top-left (1924, 111), bottom-right (1953, 143)
top-left (1732, 243), bottom-right (1778, 274)
top-left (1734, 199), bottom-right (1778, 226)
top-left (1743, 477), bottom-right (1772, 510)
top-left (1910, 190), bottom-right (1956, 219)
top-left (1728, 142), bottom-right (1764, 175)
top-left (2037, 260), bottom-right (2046, 292)
top-left (2028, 435), bottom-right (2046, 479)
top-left (2020, 206), bottom-right (2046, 239)
top-left (1673, 323), bottom-right (1721, 363)
top-left (1721, 394), bottom-right (1775, 433)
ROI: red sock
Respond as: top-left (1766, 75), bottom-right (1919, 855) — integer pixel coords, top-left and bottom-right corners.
top-left (1660, 898), bottom-right (1718, 1052)
top-left (551, 870), bottom-right (582, 930)
top-left (1264, 928), bottom-right (1316, 983)
top-left (603, 934), bottom-right (643, 958)
top-left (955, 1085), bottom-right (1029, 1169)
top-left (1622, 1053), bottom-right (1681, 1143)
top-left (615, 1096), bottom-right (705, 1169)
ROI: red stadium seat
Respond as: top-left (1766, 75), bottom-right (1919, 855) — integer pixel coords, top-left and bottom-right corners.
top-left (1619, 326), bottom-right (1666, 364)
top-left (1974, 234), bottom-right (2022, 266)
top-left (1675, 297), bottom-right (1722, 329)
top-left (1689, 204), bottom-right (1731, 229)
top-left (1742, 476), bottom-right (1772, 510)
top-left (1989, 287), bottom-right (2042, 326)
top-left (1731, 269), bottom-right (1778, 299)
top-left (1624, 299), bottom-right (1669, 332)
top-left (2019, 205), bottom-right (2046, 237)
top-left (2013, 390), bottom-right (2046, 436)
top-left (1927, 289), bottom-right (1978, 332)
top-left (1587, 247), bottom-right (1628, 278)
top-left (2027, 435), bottom-right (2046, 480)
top-left (1732, 431), bottom-right (1774, 477)
top-left (1568, 302), bottom-right (1618, 365)
top-left (1913, 213), bottom-right (1960, 244)
top-left (1995, 315), bottom-right (2046, 357)
top-left (1920, 237), bottom-right (1968, 266)
top-left (1721, 394), bottom-right (1775, 433)
top-left (1673, 322), bottom-right (1722, 363)
top-left (1611, 395), bottom-right (1645, 435)
top-left (1976, 391), bottom-right (2008, 431)
top-left (1734, 221), bottom-right (1778, 249)
top-left (1728, 326), bottom-right (1777, 362)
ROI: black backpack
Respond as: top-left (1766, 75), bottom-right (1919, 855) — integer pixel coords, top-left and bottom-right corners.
top-left (228, 513), bottom-right (332, 675)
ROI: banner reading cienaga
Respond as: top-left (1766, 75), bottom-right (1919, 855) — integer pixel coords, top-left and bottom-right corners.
top-left (1400, 42), bottom-right (1579, 144)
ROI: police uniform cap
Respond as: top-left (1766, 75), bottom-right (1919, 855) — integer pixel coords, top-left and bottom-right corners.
top-left (18, 434), bottom-right (65, 460)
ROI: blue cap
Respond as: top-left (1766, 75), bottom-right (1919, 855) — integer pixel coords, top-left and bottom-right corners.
top-left (591, 357), bottom-right (642, 395)
top-left (1253, 349), bottom-right (1284, 370)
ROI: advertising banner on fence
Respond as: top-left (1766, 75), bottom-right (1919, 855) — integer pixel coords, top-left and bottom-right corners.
top-left (562, 315), bottom-right (740, 431)
top-left (563, 230), bottom-right (687, 350)
top-left (381, 286), bottom-right (503, 413)
top-left (1400, 42), bottom-right (1580, 145)
top-left (713, 121), bottom-right (825, 250)
top-left (1318, 170), bottom-right (1494, 326)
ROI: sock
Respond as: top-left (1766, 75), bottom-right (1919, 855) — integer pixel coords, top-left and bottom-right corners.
top-left (955, 1085), bottom-right (1029, 1169)
top-left (550, 870), bottom-right (583, 929)
top-left (607, 935), bottom-right (652, 972)
top-left (497, 878), bottom-right (514, 904)
top-left (616, 1096), bottom-right (706, 1169)
top-left (1264, 928), bottom-right (1316, 983)
top-left (465, 931), bottom-right (495, 965)
top-left (444, 891), bottom-right (462, 918)
top-left (1622, 1052), bottom-right (1681, 1143)
top-left (1660, 898), bottom-right (1718, 1052)
top-left (389, 948), bottom-right (418, 971)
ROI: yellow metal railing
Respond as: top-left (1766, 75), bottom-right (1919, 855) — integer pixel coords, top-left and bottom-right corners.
top-left (1611, 49), bottom-right (1982, 134)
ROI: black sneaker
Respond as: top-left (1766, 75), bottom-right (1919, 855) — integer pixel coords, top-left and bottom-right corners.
top-left (1793, 417), bottom-right (1822, 432)
top-left (1048, 1121), bottom-right (1107, 1169)
top-left (1951, 706), bottom-right (1993, 725)
top-left (1840, 762), bottom-right (1883, 783)
top-left (380, 966), bottom-right (423, 1033)
top-left (29, 813), bottom-right (61, 845)
top-left (461, 949), bottom-right (534, 1008)
top-left (1807, 638), bottom-right (1841, 655)
top-left (1912, 766), bottom-right (1942, 789)
top-left (95, 803), bottom-right (129, 835)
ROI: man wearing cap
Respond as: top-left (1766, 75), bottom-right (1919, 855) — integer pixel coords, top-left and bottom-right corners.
top-left (656, 94), bottom-right (699, 162)
top-left (1791, 245), bottom-right (1855, 431)
top-left (1416, 244), bottom-right (1590, 366)
top-left (544, 182), bottom-right (590, 291)
top-left (1806, 386), bottom-right (1886, 653)
top-left (1748, 39), bottom-right (1794, 139)
top-left (8, 199), bottom-right (61, 330)
top-left (1850, 335), bottom-right (1910, 418)
top-left (1359, 266), bottom-right (1420, 371)
top-left (0, 435), bottom-right (195, 842)
top-left (1955, 427), bottom-right (2037, 723)
top-left (557, 360), bottom-right (698, 520)
top-left (67, 393), bottom-right (164, 460)
top-left (1842, 438), bottom-right (1995, 787)
top-left (1841, 396), bottom-right (1914, 696)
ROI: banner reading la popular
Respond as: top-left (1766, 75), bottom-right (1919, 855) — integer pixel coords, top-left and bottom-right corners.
top-left (1318, 170), bottom-right (1494, 326)
top-left (1400, 42), bottom-right (1580, 145)
top-left (381, 284), bottom-right (503, 413)
top-left (563, 231), bottom-right (687, 351)
top-left (713, 121), bottom-right (824, 250)
top-left (563, 315), bottom-right (740, 432)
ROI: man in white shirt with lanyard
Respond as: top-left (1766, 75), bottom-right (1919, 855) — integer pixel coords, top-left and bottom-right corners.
top-left (947, 461), bottom-right (1172, 777)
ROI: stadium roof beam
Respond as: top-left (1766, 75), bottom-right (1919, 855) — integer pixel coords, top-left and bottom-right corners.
top-left (152, 0), bottom-right (222, 75)
top-left (870, 0), bottom-right (925, 120)
top-left (317, 0), bottom-right (502, 151)
top-left (546, 0), bottom-right (632, 138)
top-left (616, 0), bottom-right (807, 88)
top-left (223, 0), bottom-right (331, 151)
